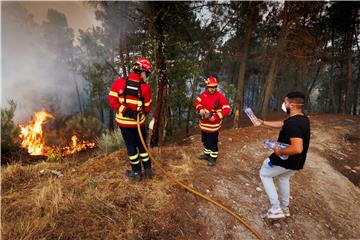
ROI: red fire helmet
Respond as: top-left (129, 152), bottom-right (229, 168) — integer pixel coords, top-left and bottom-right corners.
top-left (205, 76), bottom-right (218, 87)
top-left (134, 57), bottom-right (152, 72)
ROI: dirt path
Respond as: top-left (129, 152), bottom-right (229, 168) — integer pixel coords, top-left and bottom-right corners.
top-left (171, 115), bottom-right (360, 240)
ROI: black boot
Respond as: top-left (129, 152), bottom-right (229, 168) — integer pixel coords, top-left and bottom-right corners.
top-left (144, 168), bottom-right (153, 179)
top-left (208, 157), bottom-right (216, 166)
top-left (198, 154), bottom-right (210, 161)
top-left (125, 170), bottom-right (142, 182)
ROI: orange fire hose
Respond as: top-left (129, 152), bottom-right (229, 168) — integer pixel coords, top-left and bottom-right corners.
top-left (136, 114), bottom-right (263, 240)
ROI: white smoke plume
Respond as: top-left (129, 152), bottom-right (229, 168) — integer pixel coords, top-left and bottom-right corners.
top-left (1, 2), bottom-right (87, 123)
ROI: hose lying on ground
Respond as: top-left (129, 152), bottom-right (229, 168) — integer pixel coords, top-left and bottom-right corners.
top-left (136, 114), bottom-right (264, 240)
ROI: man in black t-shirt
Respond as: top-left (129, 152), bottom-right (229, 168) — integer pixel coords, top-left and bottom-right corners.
top-left (258, 92), bottom-right (310, 219)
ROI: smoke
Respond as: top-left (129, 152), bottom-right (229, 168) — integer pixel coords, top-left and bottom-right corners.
top-left (1, 2), bottom-right (87, 123)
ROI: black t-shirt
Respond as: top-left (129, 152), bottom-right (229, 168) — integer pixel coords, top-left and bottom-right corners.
top-left (269, 115), bottom-right (310, 170)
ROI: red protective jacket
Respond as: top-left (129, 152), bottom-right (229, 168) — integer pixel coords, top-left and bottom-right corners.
top-left (108, 72), bottom-right (152, 128)
top-left (194, 90), bottom-right (231, 132)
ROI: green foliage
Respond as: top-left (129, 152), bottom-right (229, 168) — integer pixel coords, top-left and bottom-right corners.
top-left (63, 115), bottom-right (105, 141)
top-left (219, 82), bottom-right (237, 110)
top-left (95, 128), bottom-right (124, 155)
top-left (1, 100), bottom-right (19, 153)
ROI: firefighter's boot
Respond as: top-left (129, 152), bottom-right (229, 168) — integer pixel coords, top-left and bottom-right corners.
top-left (208, 157), bottom-right (217, 166)
top-left (144, 168), bottom-right (153, 179)
top-left (125, 170), bottom-right (142, 182)
top-left (198, 154), bottom-right (210, 161)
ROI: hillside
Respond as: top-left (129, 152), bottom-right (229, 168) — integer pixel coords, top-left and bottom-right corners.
top-left (2, 115), bottom-right (360, 240)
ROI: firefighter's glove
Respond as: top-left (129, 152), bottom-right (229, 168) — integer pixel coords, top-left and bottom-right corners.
top-left (204, 112), bottom-right (211, 119)
top-left (123, 108), bottom-right (138, 119)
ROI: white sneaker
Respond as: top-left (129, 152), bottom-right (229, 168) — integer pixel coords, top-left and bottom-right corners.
top-left (282, 207), bottom-right (290, 217)
top-left (267, 208), bottom-right (285, 219)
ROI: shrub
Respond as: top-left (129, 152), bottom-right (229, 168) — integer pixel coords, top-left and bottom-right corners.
top-left (1, 100), bottom-right (19, 154)
top-left (63, 115), bottom-right (105, 141)
top-left (95, 128), bottom-right (124, 154)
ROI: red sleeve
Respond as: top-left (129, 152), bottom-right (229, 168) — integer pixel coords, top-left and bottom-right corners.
top-left (142, 83), bottom-right (152, 115)
top-left (194, 93), bottom-right (203, 111)
top-left (108, 78), bottom-right (123, 111)
top-left (216, 93), bottom-right (231, 120)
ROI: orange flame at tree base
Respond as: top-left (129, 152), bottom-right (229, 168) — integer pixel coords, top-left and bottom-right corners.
top-left (19, 111), bottom-right (53, 156)
top-left (19, 111), bottom-right (96, 156)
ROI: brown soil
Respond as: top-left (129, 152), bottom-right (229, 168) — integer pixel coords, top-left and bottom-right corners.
top-left (2, 114), bottom-right (360, 239)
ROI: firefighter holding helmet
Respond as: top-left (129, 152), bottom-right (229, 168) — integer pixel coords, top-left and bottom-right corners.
top-left (194, 76), bottom-right (231, 166)
top-left (108, 58), bottom-right (153, 181)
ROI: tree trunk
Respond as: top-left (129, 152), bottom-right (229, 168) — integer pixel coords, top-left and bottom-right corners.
top-left (329, 28), bottom-right (338, 113)
top-left (234, 2), bottom-right (258, 128)
top-left (344, 29), bottom-right (354, 114)
top-left (259, 2), bottom-right (289, 118)
top-left (72, 69), bottom-right (83, 114)
top-left (150, 2), bottom-right (168, 147)
top-left (259, 46), bottom-right (284, 117)
top-left (305, 64), bottom-right (322, 111)
top-left (353, 25), bottom-right (360, 115)
top-left (185, 74), bottom-right (199, 136)
top-left (353, 72), bottom-right (360, 115)
top-left (343, 4), bottom-right (359, 114)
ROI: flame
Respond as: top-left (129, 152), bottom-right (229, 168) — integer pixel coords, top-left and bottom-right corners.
top-left (62, 135), bottom-right (96, 156)
top-left (19, 111), bottom-right (53, 155)
top-left (19, 111), bottom-right (96, 156)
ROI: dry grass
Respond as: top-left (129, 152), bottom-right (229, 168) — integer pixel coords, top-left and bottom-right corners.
top-left (1, 147), bottom-right (196, 239)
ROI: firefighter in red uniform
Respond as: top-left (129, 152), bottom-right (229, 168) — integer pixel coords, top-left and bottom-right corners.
top-left (194, 76), bottom-right (231, 166)
top-left (108, 58), bottom-right (153, 181)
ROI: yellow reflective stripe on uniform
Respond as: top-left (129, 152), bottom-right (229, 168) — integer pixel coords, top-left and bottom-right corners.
top-left (118, 97), bottom-right (143, 106)
top-left (210, 153), bottom-right (218, 158)
top-left (140, 152), bottom-right (149, 157)
top-left (200, 125), bottom-right (221, 131)
top-left (116, 118), bottom-right (146, 125)
top-left (204, 148), bottom-right (211, 154)
top-left (217, 112), bottom-right (223, 119)
top-left (116, 117), bottom-right (145, 123)
top-left (222, 105), bottom-right (230, 109)
top-left (142, 157), bottom-right (150, 162)
top-left (117, 115), bottom-right (146, 121)
top-left (196, 104), bottom-right (202, 109)
top-left (119, 105), bottom-right (125, 113)
top-left (116, 113), bottom-right (146, 121)
top-left (130, 160), bottom-right (140, 164)
top-left (196, 97), bottom-right (202, 102)
top-left (129, 154), bottom-right (139, 160)
top-left (109, 91), bottom-right (118, 97)
top-left (200, 122), bottom-right (221, 127)
top-left (144, 100), bottom-right (152, 107)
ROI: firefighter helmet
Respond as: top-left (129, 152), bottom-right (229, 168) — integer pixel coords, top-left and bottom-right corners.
top-left (205, 76), bottom-right (218, 87)
top-left (134, 57), bottom-right (152, 72)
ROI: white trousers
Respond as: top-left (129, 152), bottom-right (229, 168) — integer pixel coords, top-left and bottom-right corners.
top-left (259, 158), bottom-right (295, 209)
